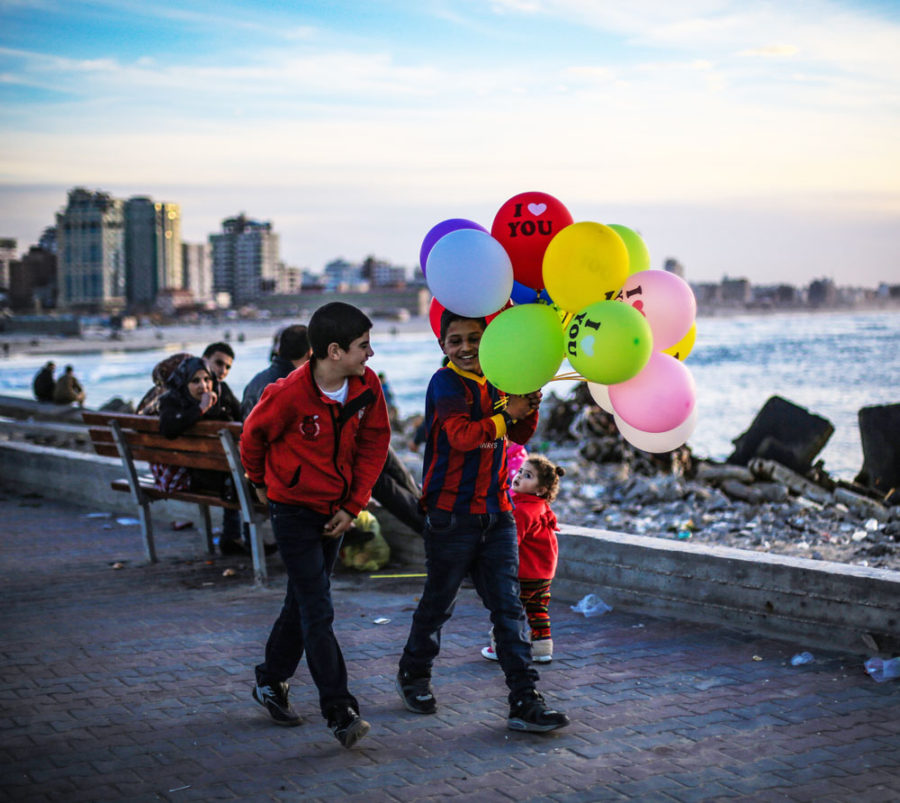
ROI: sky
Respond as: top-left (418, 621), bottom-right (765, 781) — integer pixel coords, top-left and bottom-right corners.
top-left (1, 0), bottom-right (899, 286)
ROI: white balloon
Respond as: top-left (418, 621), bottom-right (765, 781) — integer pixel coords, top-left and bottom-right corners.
top-left (614, 407), bottom-right (698, 453)
top-left (425, 228), bottom-right (513, 318)
top-left (587, 381), bottom-right (614, 413)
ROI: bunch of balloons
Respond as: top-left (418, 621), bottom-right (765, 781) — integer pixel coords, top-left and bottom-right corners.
top-left (421, 191), bottom-right (699, 453)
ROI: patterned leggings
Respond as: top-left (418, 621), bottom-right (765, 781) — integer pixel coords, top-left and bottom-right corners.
top-left (519, 578), bottom-right (552, 641)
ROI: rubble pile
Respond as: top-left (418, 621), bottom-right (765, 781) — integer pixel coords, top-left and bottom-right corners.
top-left (535, 387), bottom-right (900, 571)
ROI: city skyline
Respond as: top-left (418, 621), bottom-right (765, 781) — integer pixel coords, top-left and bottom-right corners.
top-left (2, 1), bottom-right (899, 286)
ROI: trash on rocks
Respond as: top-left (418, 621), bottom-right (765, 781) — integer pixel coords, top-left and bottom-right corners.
top-left (111, 562), bottom-right (125, 570)
top-left (790, 651), bottom-right (815, 666)
top-left (115, 517), bottom-right (141, 526)
top-left (864, 656), bottom-right (900, 683)
top-left (752, 655), bottom-right (764, 661)
top-left (171, 520), bottom-right (194, 531)
top-left (85, 511), bottom-right (112, 518)
top-left (570, 594), bottom-right (613, 617)
top-left (222, 568), bottom-right (237, 577)
top-left (373, 617), bottom-right (391, 624)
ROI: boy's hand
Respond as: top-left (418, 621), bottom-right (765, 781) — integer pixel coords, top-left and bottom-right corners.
top-left (323, 509), bottom-right (354, 539)
top-left (253, 486), bottom-right (268, 505)
top-left (525, 390), bottom-right (543, 411)
top-left (506, 394), bottom-right (533, 420)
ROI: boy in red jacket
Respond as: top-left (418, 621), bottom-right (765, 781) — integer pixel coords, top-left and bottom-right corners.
top-left (241, 302), bottom-right (390, 749)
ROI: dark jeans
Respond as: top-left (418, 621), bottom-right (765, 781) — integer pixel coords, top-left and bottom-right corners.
top-left (255, 502), bottom-right (358, 720)
top-left (399, 510), bottom-right (539, 701)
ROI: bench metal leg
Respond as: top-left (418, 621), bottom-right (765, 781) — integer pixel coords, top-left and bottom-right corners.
top-left (200, 505), bottom-right (214, 554)
top-left (247, 523), bottom-right (267, 586)
top-left (139, 502), bottom-right (157, 563)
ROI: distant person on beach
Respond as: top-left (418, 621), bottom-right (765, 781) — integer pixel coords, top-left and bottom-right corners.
top-left (396, 310), bottom-right (569, 734)
top-left (378, 371), bottom-right (400, 427)
top-left (202, 342), bottom-right (242, 422)
top-left (52, 365), bottom-right (86, 406)
top-left (32, 361), bottom-right (56, 402)
top-left (240, 325), bottom-right (312, 420)
top-left (241, 302), bottom-right (390, 748)
top-left (481, 454), bottom-right (565, 665)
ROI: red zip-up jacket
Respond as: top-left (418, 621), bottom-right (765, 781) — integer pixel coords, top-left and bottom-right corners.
top-left (240, 361), bottom-right (390, 518)
top-left (513, 492), bottom-right (559, 580)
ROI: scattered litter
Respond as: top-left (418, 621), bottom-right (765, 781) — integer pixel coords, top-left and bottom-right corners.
top-left (790, 651), bottom-right (815, 666)
top-left (116, 517), bottom-right (141, 526)
top-left (171, 521), bottom-right (194, 531)
top-left (168, 786), bottom-right (191, 793)
top-left (851, 530), bottom-right (868, 542)
top-left (864, 656), bottom-right (900, 683)
top-left (677, 530), bottom-right (692, 540)
top-left (570, 594), bottom-right (613, 618)
top-left (222, 568), bottom-right (237, 577)
top-left (864, 518), bottom-right (880, 532)
top-left (84, 512), bottom-right (112, 519)
top-left (752, 655), bottom-right (764, 662)
top-left (373, 617), bottom-right (391, 625)
top-left (111, 562), bottom-right (125, 570)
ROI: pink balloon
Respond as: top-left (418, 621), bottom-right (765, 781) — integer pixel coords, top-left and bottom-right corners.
top-left (618, 270), bottom-right (696, 351)
top-left (608, 352), bottom-right (696, 433)
top-left (614, 407), bottom-right (698, 453)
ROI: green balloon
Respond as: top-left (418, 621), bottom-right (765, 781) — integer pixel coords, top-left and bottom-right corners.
top-left (480, 303), bottom-right (565, 394)
top-left (566, 300), bottom-right (652, 385)
top-left (609, 224), bottom-right (651, 275)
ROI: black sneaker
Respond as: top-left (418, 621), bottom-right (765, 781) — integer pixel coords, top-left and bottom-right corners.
top-left (252, 681), bottom-right (302, 726)
top-left (507, 690), bottom-right (569, 733)
top-left (329, 707), bottom-right (370, 748)
top-left (396, 671), bottom-right (437, 714)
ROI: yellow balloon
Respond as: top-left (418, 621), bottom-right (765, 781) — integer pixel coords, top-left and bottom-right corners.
top-left (662, 322), bottom-right (696, 361)
top-left (542, 222), bottom-right (629, 313)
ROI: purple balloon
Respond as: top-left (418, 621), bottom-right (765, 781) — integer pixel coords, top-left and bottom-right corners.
top-left (419, 218), bottom-right (487, 275)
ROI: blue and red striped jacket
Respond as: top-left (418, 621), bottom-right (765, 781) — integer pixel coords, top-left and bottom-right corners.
top-left (420, 364), bottom-right (538, 515)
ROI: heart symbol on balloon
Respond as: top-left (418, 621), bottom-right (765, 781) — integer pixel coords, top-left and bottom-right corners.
top-left (580, 335), bottom-right (595, 357)
top-left (527, 203), bottom-right (547, 216)
top-left (632, 300), bottom-right (645, 316)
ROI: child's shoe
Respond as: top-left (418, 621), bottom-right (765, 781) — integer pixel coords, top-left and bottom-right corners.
top-left (531, 638), bottom-right (553, 663)
top-left (481, 627), bottom-right (499, 661)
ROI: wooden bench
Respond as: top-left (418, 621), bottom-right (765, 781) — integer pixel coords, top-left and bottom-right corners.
top-left (81, 411), bottom-right (270, 584)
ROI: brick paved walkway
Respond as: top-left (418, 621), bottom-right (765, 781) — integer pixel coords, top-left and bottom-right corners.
top-left (1, 487), bottom-right (898, 802)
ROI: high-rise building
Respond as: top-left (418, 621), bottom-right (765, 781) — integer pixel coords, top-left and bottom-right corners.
top-left (210, 214), bottom-right (279, 306)
top-left (182, 241), bottom-right (213, 304)
top-left (10, 245), bottom-right (57, 311)
top-left (124, 196), bottom-right (183, 308)
top-left (56, 188), bottom-right (126, 311)
top-left (0, 237), bottom-right (16, 292)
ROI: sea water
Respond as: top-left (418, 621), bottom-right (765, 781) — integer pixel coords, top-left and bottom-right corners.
top-left (0, 309), bottom-right (896, 481)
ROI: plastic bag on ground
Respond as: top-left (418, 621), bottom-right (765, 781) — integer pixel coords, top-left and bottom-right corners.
top-left (864, 656), bottom-right (900, 683)
top-left (570, 593), bottom-right (613, 618)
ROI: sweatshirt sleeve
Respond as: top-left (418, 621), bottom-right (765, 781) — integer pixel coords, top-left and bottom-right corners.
top-left (342, 374), bottom-right (391, 517)
top-left (240, 382), bottom-right (291, 485)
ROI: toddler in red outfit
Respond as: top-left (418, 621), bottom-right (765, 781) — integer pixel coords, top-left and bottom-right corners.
top-left (483, 454), bottom-right (565, 663)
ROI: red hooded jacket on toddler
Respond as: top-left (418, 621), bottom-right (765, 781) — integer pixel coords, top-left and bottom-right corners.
top-left (513, 491), bottom-right (559, 580)
top-left (240, 360), bottom-right (390, 518)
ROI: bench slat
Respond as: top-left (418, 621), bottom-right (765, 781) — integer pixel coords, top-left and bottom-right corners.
top-left (83, 411), bottom-right (242, 438)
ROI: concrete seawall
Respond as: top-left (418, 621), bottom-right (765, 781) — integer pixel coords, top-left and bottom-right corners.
top-left (1, 440), bottom-right (896, 655)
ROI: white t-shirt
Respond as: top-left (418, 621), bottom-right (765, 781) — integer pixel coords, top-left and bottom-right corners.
top-left (319, 378), bottom-right (348, 405)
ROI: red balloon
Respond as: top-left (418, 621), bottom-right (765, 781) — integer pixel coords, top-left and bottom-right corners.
top-left (491, 191), bottom-right (573, 291)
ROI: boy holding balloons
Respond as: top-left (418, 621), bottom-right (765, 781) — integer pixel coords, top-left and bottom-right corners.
top-left (396, 310), bottom-right (569, 733)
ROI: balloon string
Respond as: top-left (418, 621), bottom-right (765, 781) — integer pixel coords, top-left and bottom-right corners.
top-left (548, 372), bottom-right (585, 383)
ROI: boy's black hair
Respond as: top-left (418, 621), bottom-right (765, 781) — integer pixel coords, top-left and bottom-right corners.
top-left (308, 302), bottom-right (372, 359)
top-left (276, 324), bottom-right (311, 361)
top-left (202, 341), bottom-right (234, 360)
top-left (438, 309), bottom-right (487, 343)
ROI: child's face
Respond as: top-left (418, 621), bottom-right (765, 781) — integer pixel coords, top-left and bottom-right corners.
top-left (512, 461), bottom-right (542, 496)
top-left (334, 331), bottom-right (374, 378)
top-left (188, 369), bottom-right (212, 401)
top-left (441, 319), bottom-right (485, 376)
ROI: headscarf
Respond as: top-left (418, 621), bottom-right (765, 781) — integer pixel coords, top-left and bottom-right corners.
top-left (165, 356), bottom-right (210, 398)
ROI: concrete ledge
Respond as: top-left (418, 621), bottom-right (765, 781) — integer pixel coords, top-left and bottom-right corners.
top-left (2, 441), bottom-right (897, 654)
top-left (556, 525), bottom-right (899, 655)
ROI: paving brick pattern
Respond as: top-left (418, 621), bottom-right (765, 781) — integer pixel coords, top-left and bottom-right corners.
top-left (1, 488), bottom-right (898, 802)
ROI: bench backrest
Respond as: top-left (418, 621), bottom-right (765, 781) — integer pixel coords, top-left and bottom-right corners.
top-left (81, 411), bottom-right (242, 472)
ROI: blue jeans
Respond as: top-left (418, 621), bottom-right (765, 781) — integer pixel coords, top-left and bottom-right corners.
top-left (255, 502), bottom-right (358, 720)
top-left (399, 510), bottom-right (539, 700)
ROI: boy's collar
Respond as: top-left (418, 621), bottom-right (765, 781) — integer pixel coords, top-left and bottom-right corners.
top-left (447, 362), bottom-right (487, 385)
